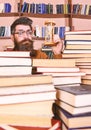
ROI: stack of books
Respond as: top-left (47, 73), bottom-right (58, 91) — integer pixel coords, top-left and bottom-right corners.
top-left (33, 59), bottom-right (85, 86)
top-left (76, 58), bottom-right (91, 85)
top-left (53, 84), bottom-right (91, 129)
top-left (63, 30), bottom-right (91, 59)
top-left (62, 30), bottom-right (91, 86)
top-left (0, 52), bottom-right (56, 128)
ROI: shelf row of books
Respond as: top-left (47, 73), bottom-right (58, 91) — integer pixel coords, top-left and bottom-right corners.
top-left (35, 25), bottom-right (70, 39)
top-left (73, 4), bottom-right (91, 15)
top-left (0, 26), bottom-right (11, 37)
top-left (18, 2), bottom-right (91, 15)
top-left (19, 2), bottom-right (71, 14)
top-left (0, 25), bottom-right (70, 39)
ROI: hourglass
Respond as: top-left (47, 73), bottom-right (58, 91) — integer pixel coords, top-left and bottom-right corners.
top-left (44, 20), bottom-right (56, 46)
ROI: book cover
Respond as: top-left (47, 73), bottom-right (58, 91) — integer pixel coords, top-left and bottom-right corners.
top-left (55, 84), bottom-right (91, 107)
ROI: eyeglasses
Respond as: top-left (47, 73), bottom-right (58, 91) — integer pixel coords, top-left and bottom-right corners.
top-left (14, 30), bottom-right (33, 37)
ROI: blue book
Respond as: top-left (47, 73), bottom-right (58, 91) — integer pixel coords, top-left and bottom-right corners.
top-left (38, 3), bottom-right (46, 14)
top-left (30, 3), bottom-right (35, 13)
top-left (21, 2), bottom-right (27, 12)
top-left (59, 26), bottom-right (65, 38)
top-left (4, 3), bottom-right (11, 13)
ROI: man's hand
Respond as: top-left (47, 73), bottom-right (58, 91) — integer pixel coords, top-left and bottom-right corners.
top-left (52, 34), bottom-right (63, 55)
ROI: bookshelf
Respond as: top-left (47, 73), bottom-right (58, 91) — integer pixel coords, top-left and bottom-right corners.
top-left (0, 0), bottom-right (91, 50)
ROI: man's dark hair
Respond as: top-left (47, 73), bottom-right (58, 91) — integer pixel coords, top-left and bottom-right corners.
top-left (11, 17), bottom-right (33, 34)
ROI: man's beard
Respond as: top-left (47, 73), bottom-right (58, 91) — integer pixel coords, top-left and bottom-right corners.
top-left (14, 39), bottom-right (33, 51)
top-left (13, 38), bottom-right (37, 57)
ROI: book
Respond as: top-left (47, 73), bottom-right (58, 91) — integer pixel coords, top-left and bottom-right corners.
top-left (0, 3), bottom-right (4, 13)
top-left (0, 83), bottom-right (55, 95)
top-left (0, 57), bottom-right (32, 66)
top-left (80, 68), bottom-right (91, 74)
top-left (81, 79), bottom-right (91, 85)
top-left (0, 90), bottom-right (56, 105)
top-left (77, 65), bottom-right (91, 69)
top-left (0, 66), bottom-right (32, 76)
top-left (0, 114), bottom-right (52, 128)
top-left (10, 117), bottom-right (61, 130)
top-left (65, 34), bottom-right (91, 41)
top-left (0, 75), bottom-right (52, 87)
top-left (43, 72), bottom-right (86, 77)
top-left (63, 49), bottom-right (91, 54)
top-left (53, 103), bottom-right (91, 129)
top-left (55, 84), bottom-right (91, 107)
top-left (0, 100), bottom-right (54, 117)
top-left (76, 62), bottom-right (91, 66)
top-left (82, 74), bottom-right (91, 80)
top-left (11, 117), bottom-right (61, 130)
top-left (62, 121), bottom-right (91, 130)
top-left (36, 67), bottom-right (80, 73)
top-left (75, 58), bottom-right (91, 63)
top-left (65, 44), bottom-right (91, 50)
top-left (65, 30), bottom-right (91, 35)
top-left (53, 76), bottom-right (81, 85)
top-left (65, 40), bottom-right (91, 44)
top-left (4, 3), bottom-right (11, 13)
top-left (0, 51), bottom-right (31, 57)
top-left (62, 53), bottom-right (91, 58)
top-left (55, 99), bottom-right (91, 115)
top-left (32, 59), bottom-right (76, 67)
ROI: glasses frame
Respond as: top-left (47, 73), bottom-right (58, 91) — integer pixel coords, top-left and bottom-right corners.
top-left (14, 30), bottom-right (33, 37)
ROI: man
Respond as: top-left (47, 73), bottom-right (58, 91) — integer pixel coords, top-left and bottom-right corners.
top-left (11, 17), bottom-right (63, 59)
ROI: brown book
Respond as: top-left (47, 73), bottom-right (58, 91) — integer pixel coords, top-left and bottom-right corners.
top-left (82, 79), bottom-right (91, 85)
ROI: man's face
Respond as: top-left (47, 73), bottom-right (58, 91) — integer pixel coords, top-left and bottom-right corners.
top-left (12, 25), bottom-right (33, 51)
